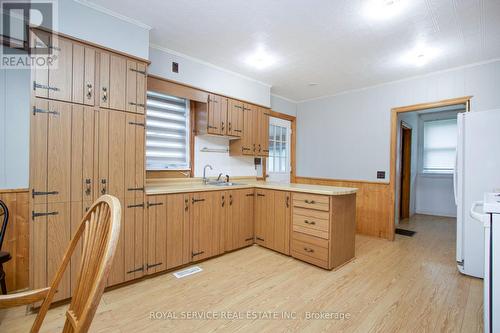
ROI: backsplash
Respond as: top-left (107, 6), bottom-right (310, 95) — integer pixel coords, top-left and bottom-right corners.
top-left (194, 136), bottom-right (262, 178)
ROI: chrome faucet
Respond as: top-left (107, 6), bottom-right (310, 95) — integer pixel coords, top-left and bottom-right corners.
top-left (203, 164), bottom-right (213, 185)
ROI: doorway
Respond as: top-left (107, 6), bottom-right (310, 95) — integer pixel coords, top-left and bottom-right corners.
top-left (399, 123), bottom-right (412, 220)
top-left (267, 116), bottom-right (291, 183)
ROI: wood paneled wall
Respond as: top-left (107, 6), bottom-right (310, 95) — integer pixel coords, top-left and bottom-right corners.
top-left (0, 189), bottom-right (29, 292)
top-left (295, 177), bottom-right (392, 240)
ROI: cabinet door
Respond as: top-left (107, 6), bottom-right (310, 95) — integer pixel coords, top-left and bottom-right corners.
top-left (48, 36), bottom-right (73, 102)
top-left (46, 100), bottom-right (72, 203)
top-left (241, 104), bottom-right (255, 155)
top-left (273, 191), bottom-right (291, 255)
top-left (240, 189), bottom-right (255, 247)
top-left (109, 54), bottom-right (127, 111)
top-left (146, 196), bottom-right (167, 274)
top-left (255, 189), bottom-right (273, 247)
top-left (136, 63), bottom-right (147, 114)
top-left (46, 202), bottom-right (71, 301)
top-left (213, 191), bottom-right (226, 255)
top-left (30, 99), bottom-right (49, 205)
top-left (32, 30), bottom-right (50, 99)
top-left (72, 44), bottom-right (95, 105)
top-left (219, 95), bottom-right (228, 135)
top-left (225, 190), bottom-right (238, 252)
top-left (99, 52), bottom-right (110, 108)
top-left (124, 197), bottom-right (145, 281)
top-left (191, 192), bottom-right (215, 261)
top-left (166, 194), bottom-right (190, 269)
top-left (70, 106), bottom-right (96, 203)
top-left (107, 111), bottom-right (126, 198)
top-left (207, 94), bottom-right (220, 135)
top-left (257, 108), bottom-right (270, 157)
top-left (135, 115), bottom-right (145, 198)
top-left (125, 114), bottom-right (145, 199)
top-left (126, 60), bottom-right (137, 113)
top-left (228, 100), bottom-right (243, 137)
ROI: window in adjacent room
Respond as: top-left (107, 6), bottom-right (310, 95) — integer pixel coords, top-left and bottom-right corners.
top-left (145, 91), bottom-right (190, 170)
top-left (422, 118), bottom-right (457, 174)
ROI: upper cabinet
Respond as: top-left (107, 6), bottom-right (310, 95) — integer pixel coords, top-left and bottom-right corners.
top-left (229, 104), bottom-right (270, 157)
top-left (31, 29), bottom-right (148, 113)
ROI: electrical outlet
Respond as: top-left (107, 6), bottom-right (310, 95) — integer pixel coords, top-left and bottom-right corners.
top-left (172, 62), bottom-right (179, 73)
top-left (377, 171), bottom-right (386, 179)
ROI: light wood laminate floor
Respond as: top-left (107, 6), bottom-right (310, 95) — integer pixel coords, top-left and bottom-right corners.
top-left (0, 214), bottom-right (483, 332)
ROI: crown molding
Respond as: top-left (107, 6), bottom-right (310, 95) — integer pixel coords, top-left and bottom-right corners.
top-left (270, 93), bottom-right (299, 104)
top-left (73, 0), bottom-right (152, 30)
top-left (150, 43), bottom-right (273, 88)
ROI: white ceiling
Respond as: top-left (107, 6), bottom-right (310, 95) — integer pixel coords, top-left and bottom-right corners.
top-left (88, 0), bottom-right (500, 102)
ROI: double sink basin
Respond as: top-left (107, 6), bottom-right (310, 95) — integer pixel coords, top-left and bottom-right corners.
top-left (206, 181), bottom-right (244, 187)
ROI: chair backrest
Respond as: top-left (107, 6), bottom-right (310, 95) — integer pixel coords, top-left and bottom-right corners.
top-left (0, 200), bottom-right (9, 251)
top-left (31, 195), bottom-right (121, 333)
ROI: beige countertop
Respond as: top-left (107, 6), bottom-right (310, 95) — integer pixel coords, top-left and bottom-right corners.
top-left (146, 177), bottom-right (357, 196)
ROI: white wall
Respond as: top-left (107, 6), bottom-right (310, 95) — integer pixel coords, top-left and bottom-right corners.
top-left (270, 94), bottom-right (297, 117)
top-left (0, 67), bottom-right (30, 189)
top-left (56, 1), bottom-right (150, 59)
top-left (416, 174), bottom-right (456, 217)
top-left (149, 46), bottom-right (271, 107)
top-left (296, 60), bottom-right (500, 182)
top-left (193, 136), bottom-right (257, 178)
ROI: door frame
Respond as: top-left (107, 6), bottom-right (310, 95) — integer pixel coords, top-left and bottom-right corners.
top-left (262, 110), bottom-right (296, 182)
top-left (388, 96), bottom-right (472, 240)
top-left (398, 121), bottom-right (412, 220)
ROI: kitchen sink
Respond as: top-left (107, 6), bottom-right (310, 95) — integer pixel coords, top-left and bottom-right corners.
top-left (212, 182), bottom-right (243, 187)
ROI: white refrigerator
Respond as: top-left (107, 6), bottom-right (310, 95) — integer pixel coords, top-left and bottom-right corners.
top-left (455, 109), bottom-right (500, 278)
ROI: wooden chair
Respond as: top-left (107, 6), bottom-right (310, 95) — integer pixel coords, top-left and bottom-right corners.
top-left (0, 195), bottom-right (121, 333)
top-left (0, 199), bottom-right (12, 295)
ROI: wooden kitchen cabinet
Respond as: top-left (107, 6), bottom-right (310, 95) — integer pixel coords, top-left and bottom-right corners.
top-left (126, 60), bottom-right (147, 114)
top-left (255, 189), bottom-right (274, 248)
top-left (272, 191), bottom-right (291, 255)
top-left (229, 104), bottom-right (271, 157)
top-left (206, 94), bottom-right (228, 135)
top-left (225, 189), bottom-right (255, 252)
top-left (146, 196), bottom-right (167, 274)
top-left (124, 197), bottom-right (146, 281)
top-left (166, 194), bottom-right (191, 269)
top-left (72, 43), bottom-right (96, 106)
top-left (227, 99), bottom-right (244, 137)
top-left (191, 192), bottom-right (218, 261)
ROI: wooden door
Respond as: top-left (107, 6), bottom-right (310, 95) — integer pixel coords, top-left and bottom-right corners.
top-left (166, 194), bottom-right (190, 269)
top-left (109, 54), bottom-right (127, 111)
top-left (255, 189), bottom-right (273, 247)
top-left (48, 35), bottom-right (73, 102)
top-left (191, 192), bottom-right (214, 261)
top-left (228, 100), bottom-right (243, 137)
top-left (240, 189), bottom-right (255, 247)
top-left (257, 108), bottom-right (270, 157)
top-left (273, 191), bottom-right (291, 255)
top-left (126, 61), bottom-right (147, 114)
top-left (242, 104), bottom-right (255, 155)
top-left (207, 94), bottom-right (220, 135)
top-left (146, 195), bottom-right (167, 274)
top-left (46, 202), bottom-right (71, 301)
top-left (124, 197), bottom-right (145, 281)
top-left (46, 100), bottom-right (72, 203)
top-left (136, 63), bottom-right (147, 114)
top-left (70, 105), bottom-right (96, 203)
top-left (72, 44), bottom-right (95, 105)
top-left (400, 126), bottom-right (412, 219)
top-left (98, 52), bottom-right (110, 108)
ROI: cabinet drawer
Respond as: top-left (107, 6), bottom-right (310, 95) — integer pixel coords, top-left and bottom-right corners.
top-left (293, 213), bottom-right (329, 239)
top-left (292, 193), bottom-right (330, 211)
top-left (291, 232), bottom-right (329, 266)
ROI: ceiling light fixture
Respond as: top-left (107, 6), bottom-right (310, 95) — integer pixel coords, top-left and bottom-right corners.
top-left (364, 0), bottom-right (407, 20)
top-left (308, 83), bottom-right (319, 87)
top-left (244, 47), bottom-right (277, 70)
top-left (401, 44), bottom-right (441, 67)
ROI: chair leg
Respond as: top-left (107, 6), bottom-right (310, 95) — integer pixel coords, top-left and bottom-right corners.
top-left (0, 264), bottom-right (7, 295)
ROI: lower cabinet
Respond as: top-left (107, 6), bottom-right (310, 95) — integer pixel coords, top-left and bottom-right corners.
top-left (255, 189), bottom-right (291, 255)
top-left (225, 189), bottom-right (255, 252)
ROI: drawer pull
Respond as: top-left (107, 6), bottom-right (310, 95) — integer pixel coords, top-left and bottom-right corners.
top-left (303, 247), bottom-right (314, 253)
top-left (192, 251), bottom-right (204, 257)
top-left (147, 202), bottom-right (164, 208)
top-left (127, 265), bottom-right (144, 274)
top-left (304, 199), bottom-right (316, 204)
top-left (304, 220), bottom-right (316, 225)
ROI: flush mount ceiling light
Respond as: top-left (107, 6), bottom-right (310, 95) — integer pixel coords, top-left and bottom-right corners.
top-left (402, 44), bottom-right (441, 67)
top-left (308, 82), bottom-right (320, 87)
top-left (244, 47), bottom-right (277, 70)
top-left (364, 0), bottom-right (408, 20)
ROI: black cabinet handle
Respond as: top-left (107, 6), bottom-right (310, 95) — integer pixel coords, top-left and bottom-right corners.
top-left (303, 247), bottom-right (314, 253)
top-left (286, 196), bottom-right (290, 208)
top-left (32, 189), bottom-right (59, 198)
top-left (304, 199), bottom-right (316, 204)
top-left (222, 195), bottom-right (225, 207)
top-left (257, 193), bottom-right (265, 197)
top-left (32, 211), bottom-right (58, 220)
top-left (229, 194), bottom-right (233, 206)
top-left (127, 265), bottom-right (144, 274)
top-left (147, 202), bottom-right (164, 208)
top-left (192, 198), bottom-right (205, 204)
top-left (127, 203), bottom-right (144, 208)
top-left (246, 193), bottom-right (255, 197)
top-left (304, 220), bottom-right (316, 225)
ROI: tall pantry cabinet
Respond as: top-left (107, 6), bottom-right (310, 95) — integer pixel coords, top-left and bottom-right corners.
top-left (29, 29), bottom-right (148, 301)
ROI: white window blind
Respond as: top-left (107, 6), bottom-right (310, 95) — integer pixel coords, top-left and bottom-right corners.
top-left (423, 118), bottom-right (457, 174)
top-left (146, 91), bottom-right (190, 170)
